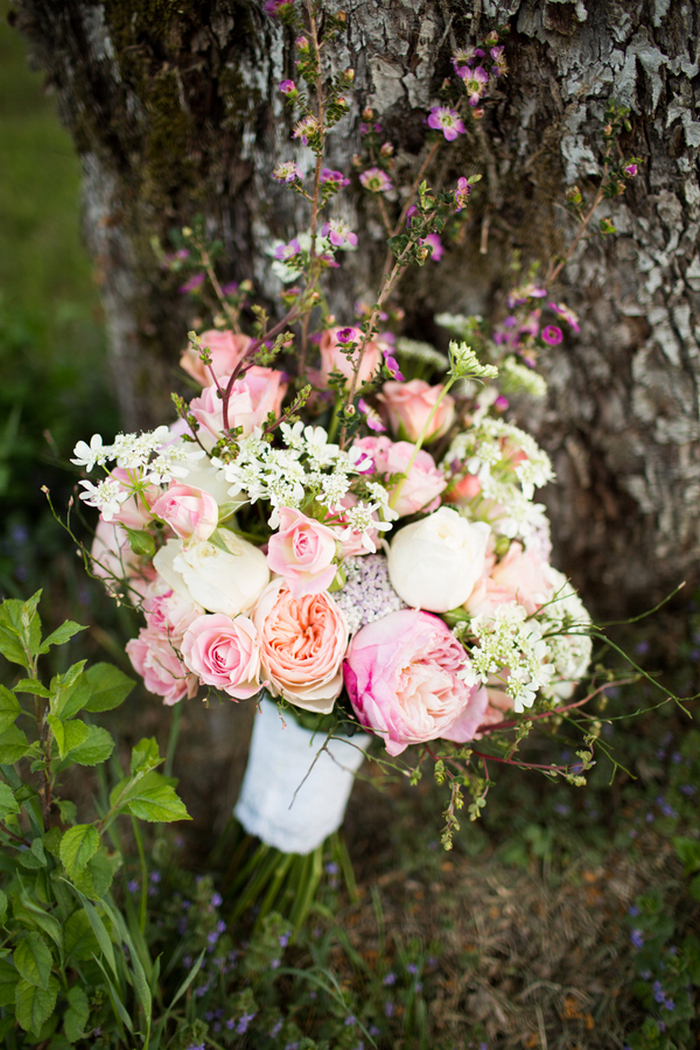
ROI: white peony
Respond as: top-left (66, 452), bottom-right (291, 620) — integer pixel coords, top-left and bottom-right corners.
top-left (387, 506), bottom-right (491, 613)
top-left (154, 530), bottom-right (269, 617)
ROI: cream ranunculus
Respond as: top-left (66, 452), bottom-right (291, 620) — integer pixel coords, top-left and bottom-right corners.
top-left (387, 506), bottom-right (491, 612)
top-left (153, 530), bottom-right (270, 617)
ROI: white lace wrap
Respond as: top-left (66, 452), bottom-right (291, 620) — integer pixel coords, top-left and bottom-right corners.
top-left (234, 697), bottom-right (372, 854)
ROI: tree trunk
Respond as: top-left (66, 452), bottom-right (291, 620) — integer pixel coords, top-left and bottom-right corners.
top-left (10, 0), bottom-right (700, 616)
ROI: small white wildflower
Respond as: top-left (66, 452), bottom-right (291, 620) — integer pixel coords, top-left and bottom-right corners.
top-left (71, 434), bottom-right (110, 471)
top-left (111, 427), bottom-right (170, 470)
top-left (78, 478), bottom-right (130, 520)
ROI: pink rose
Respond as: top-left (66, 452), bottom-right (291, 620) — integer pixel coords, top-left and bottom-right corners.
top-left (181, 613), bottom-right (261, 699)
top-left (444, 472), bottom-right (482, 504)
top-left (180, 329), bottom-right (252, 386)
top-left (142, 578), bottom-right (202, 637)
top-left (344, 609), bottom-right (488, 756)
top-left (253, 579), bottom-right (349, 713)
top-left (353, 435), bottom-right (446, 517)
top-left (318, 327), bottom-right (385, 388)
top-left (150, 484), bottom-right (219, 547)
top-left (190, 366), bottom-right (287, 443)
top-left (266, 507), bottom-right (339, 596)
top-left (378, 379), bottom-right (455, 443)
top-left (466, 541), bottom-right (552, 617)
top-left (126, 627), bottom-right (198, 706)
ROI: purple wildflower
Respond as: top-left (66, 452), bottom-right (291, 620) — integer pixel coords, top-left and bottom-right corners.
top-left (322, 219), bottom-right (358, 247)
top-left (321, 168), bottom-right (350, 188)
top-left (264, 0), bottom-right (292, 13)
top-left (427, 105), bottom-right (466, 141)
top-left (420, 233), bottom-right (444, 261)
top-left (359, 167), bottom-right (393, 193)
top-left (274, 238), bottom-right (302, 261)
top-left (279, 79), bottom-right (297, 96)
top-left (178, 272), bottom-right (205, 295)
top-left (459, 66), bottom-right (489, 106)
top-left (624, 163), bottom-right (638, 177)
top-left (455, 176), bottom-right (471, 211)
top-left (541, 325), bottom-right (563, 345)
top-left (630, 929), bottom-right (644, 948)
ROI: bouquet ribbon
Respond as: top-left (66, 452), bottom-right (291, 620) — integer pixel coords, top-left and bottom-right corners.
top-left (234, 698), bottom-right (372, 854)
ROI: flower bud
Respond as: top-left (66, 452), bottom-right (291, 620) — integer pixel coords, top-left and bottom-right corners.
top-left (343, 67), bottom-right (355, 82)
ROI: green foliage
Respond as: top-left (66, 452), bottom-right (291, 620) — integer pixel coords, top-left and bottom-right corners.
top-left (0, 591), bottom-right (191, 1044)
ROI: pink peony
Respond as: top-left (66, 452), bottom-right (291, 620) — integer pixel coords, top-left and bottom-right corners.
top-left (181, 613), bottom-right (261, 699)
top-left (378, 379), bottom-right (455, 443)
top-left (253, 579), bottom-right (349, 713)
top-left (126, 627), bottom-right (198, 706)
top-left (318, 327), bottom-right (385, 389)
top-left (266, 507), bottom-right (339, 596)
top-left (190, 367), bottom-right (287, 443)
top-left (180, 329), bottom-right (252, 386)
top-left (150, 483), bottom-right (219, 547)
top-left (352, 435), bottom-right (447, 517)
top-left (344, 609), bottom-right (488, 756)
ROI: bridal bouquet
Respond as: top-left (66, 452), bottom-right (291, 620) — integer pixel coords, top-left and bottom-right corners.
top-left (65, 5), bottom-right (640, 871)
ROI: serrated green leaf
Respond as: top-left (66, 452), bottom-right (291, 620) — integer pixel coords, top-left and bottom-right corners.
top-left (57, 799), bottom-right (77, 824)
top-left (12, 892), bottom-right (63, 950)
top-left (130, 737), bottom-right (161, 776)
top-left (83, 662), bottom-right (135, 713)
top-left (0, 685), bottom-right (22, 734)
top-left (121, 772), bottom-right (191, 824)
top-left (18, 838), bottom-right (47, 871)
top-left (39, 620), bottom-right (87, 654)
top-left (49, 661), bottom-right (88, 720)
top-left (63, 909), bottom-right (100, 962)
top-left (60, 825), bottom-right (99, 880)
top-left (67, 725), bottom-right (114, 767)
top-left (68, 894), bottom-right (118, 979)
top-left (15, 973), bottom-right (58, 1035)
top-left (42, 826), bottom-right (63, 859)
top-left (14, 933), bottom-right (53, 990)
top-left (0, 958), bottom-right (19, 1007)
top-left (0, 782), bottom-right (19, 820)
top-left (0, 599), bottom-right (29, 668)
top-left (48, 717), bottom-right (89, 761)
top-left (12, 679), bottom-right (50, 698)
top-left (0, 888), bottom-right (7, 924)
top-left (71, 852), bottom-right (114, 901)
top-left (0, 725), bottom-right (30, 764)
top-left (64, 984), bottom-right (89, 1043)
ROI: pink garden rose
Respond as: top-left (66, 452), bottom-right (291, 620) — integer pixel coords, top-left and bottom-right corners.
top-left (266, 507), bottom-right (339, 596)
top-left (344, 609), bottom-right (488, 756)
top-left (318, 326), bottom-right (385, 388)
top-left (181, 613), bottom-right (261, 699)
top-left (180, 329), bottom-right (252, 386)
top-left (466, 540), bottom-right (553, 617)
top-left (190, 367), bottom-right (287, 443)
top-left (126, 627), bottom-right (198, 706)
top-left (253, 579), bottom-right (349, 713)
top-left (379, 379), bottom-right (455, 443)
top-left (352, 435), bottom-right (446, 517)
top-left (151, 483), bottom-right (219, 547)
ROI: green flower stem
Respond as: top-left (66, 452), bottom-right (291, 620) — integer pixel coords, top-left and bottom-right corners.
top-left (388, 375), bottom-right (457, 511)
top-left (131, 816), bottom-right (149, 934)
top-left (164, 700), bottom-right (182, 779)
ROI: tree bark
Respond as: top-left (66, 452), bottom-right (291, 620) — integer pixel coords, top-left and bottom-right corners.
top-left (10, 0), bottom-right (700, 616)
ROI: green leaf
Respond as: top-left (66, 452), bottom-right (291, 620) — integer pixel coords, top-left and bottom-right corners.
top-left (67, 725), bottom-right (115, 767)
top-left (64, 985), bottom-right (89, 1043)
top-left (673, 836), bottom-right (700, 875)
top-left (0, 685), bottom-right (22, 734)
top-left (83, 662), bottom-right (135, 713)
top-left (12, 679), bottom-right (50, 698)
top-left (42, 826), bottom-right (63, 859)
top-left (49, 661), bottom-right (88, 720)
top-left (12, 892), bottom-right (63, 950)
top-left (0, 888), bottom-right (7, 925)
top-left (0, 599), bottom-right (30, 667)
top-left (15, 974), bottom-right (59, 1035)
top-left (39, 620), bottom-right (87, 654)
top-left (48, 717), bottom-right (89, 761)
top-left (130, 737), bottom-right (162, 776)
top-left (18, 838), bottom-right (47, 871)
top-left (0, 782), bottom-right (20, 820)
top-left (71, 852), bottom-right (114, 901)
top-left (14, 933), bottom-right (53, 989)
top-left (116, 771), bottom-right (191, 824)
top-left (0, 958), bottom-right (19, 1007)
top-left (57, 799), bottom-right (77, 824)
top-left (0, 724), bottom-right (30, 764)
top-left (63, 909), bottom-right (100, 962)
top-left (69, 894), bottom-right (118, 979)
top-left (60, 825), bottom-right (99, 879)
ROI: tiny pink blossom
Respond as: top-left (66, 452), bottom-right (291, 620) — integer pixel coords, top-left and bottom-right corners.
top-left (427, 106), bottom-right (466, 141)
top-left (420, 233), bottom-right (444, 262)
top-left (321, 168), bottom-right (350, 188)
top-left (462, 66), bottom-right (489, 106)
top-left (541, 325), bottom-right (563, 345)
top-left (624, 163), bottom-right (638, 177)
top-left (359, 167), bottom-right (393, 193)
top-left (279, 79), bottom-right (297, 95)
top-left (274, 238), bottom-right (302, 261)
top-left (454, 176), bottom-right (471, 212)
top-left (548, 301), bottom-right (580, 333)
top-left (322, 219), bottom-right (358, 247)
top-left (178, 272), bottom-right (205, 295)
